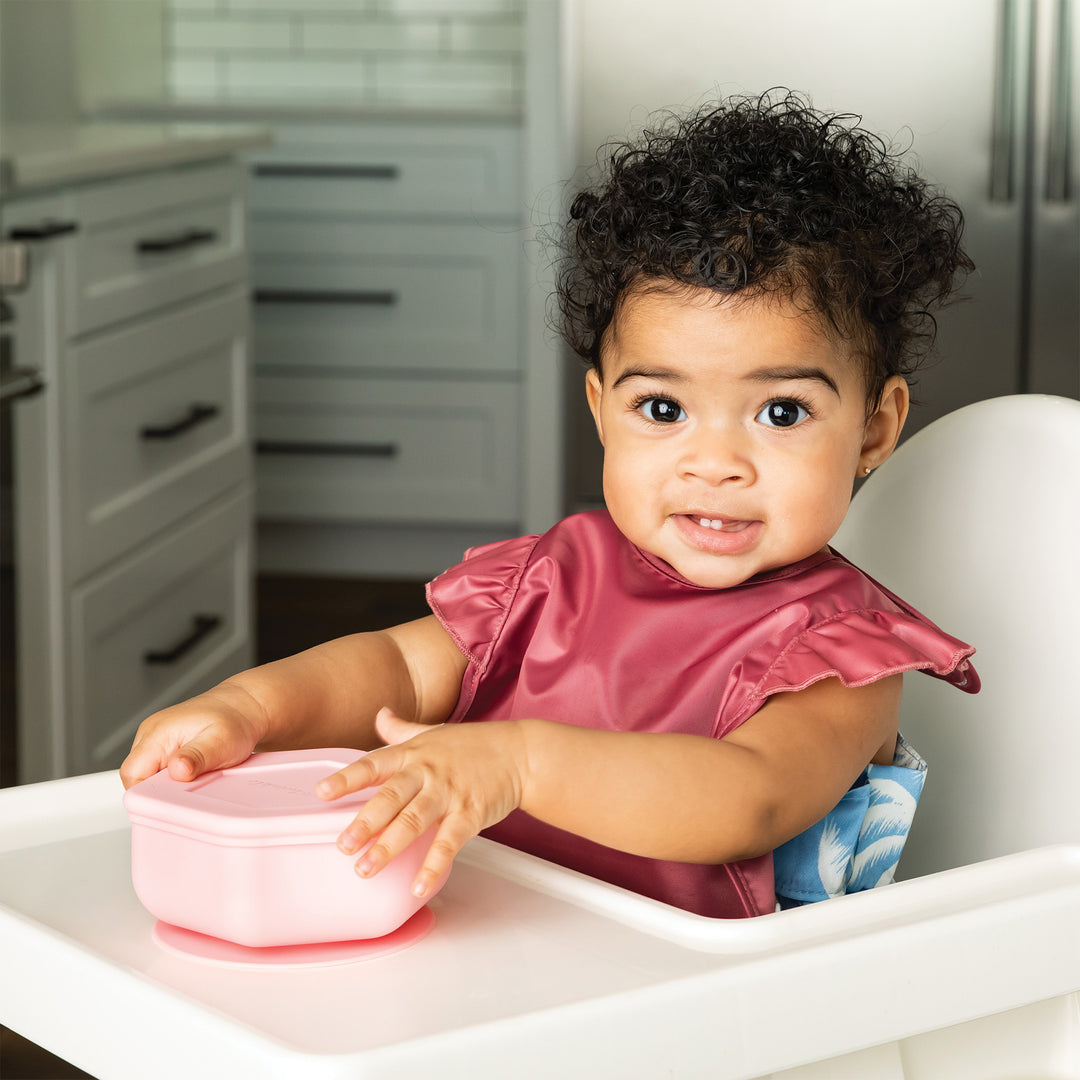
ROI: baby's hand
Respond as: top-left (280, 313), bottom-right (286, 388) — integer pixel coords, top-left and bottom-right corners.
top-left (316, 708), bottom-right (527, 899)
top-left (119, 684), bottom-right (268, 790)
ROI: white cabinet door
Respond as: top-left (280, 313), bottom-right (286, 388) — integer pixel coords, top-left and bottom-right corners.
top-left (252, 220), bottom-right (521, 376)
top-left (249, 122), bottom-right (521, 219)
top-left (255, 375), bottom-right (520, 527)
top-left (68, 489), bottom-right (253, 775)
top-left (66, 161), bottom-right (248, 335)
top-left (63, 287), bottom-right (251, 580)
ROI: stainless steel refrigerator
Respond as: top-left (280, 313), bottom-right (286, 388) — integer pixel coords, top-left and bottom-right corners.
top-left (896, 0), bottom-right (1080, 428)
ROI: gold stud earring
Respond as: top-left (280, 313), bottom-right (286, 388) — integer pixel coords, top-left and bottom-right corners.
top-left (862, 465), bottom-right (873, 476)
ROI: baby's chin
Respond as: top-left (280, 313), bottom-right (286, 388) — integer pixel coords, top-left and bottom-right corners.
top-left (659, 543), bottom-right (826, 590)
top-left (653, 550), bottom-right (767, 590)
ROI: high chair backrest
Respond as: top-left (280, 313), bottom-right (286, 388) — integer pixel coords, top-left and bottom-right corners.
top-left (831, 395), bottom-right (1080, 880)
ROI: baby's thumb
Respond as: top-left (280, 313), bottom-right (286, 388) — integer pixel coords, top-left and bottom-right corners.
top-left (374, 707), bottom-right (430, 746)
top-left (168, 734), bottom-right (249, 783)
top-left (119, 742), bottom-right (169, 789)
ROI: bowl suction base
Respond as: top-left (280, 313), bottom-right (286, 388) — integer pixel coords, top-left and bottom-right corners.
top-left (152, 906), bottom-right (435, 969)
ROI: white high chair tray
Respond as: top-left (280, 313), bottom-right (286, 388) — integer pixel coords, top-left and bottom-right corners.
top-left (3, 771), bottom-right (1080, 1080)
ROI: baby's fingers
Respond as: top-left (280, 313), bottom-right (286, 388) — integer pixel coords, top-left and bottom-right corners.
top-left (120, 740), bottom-right (171, 790)
top-left (335, 772), bottom-right (424, 855)
top-left (121, 727), bottom-right (245, 789)
top-left (411, 817), bottom-right (474, 899)
top-left (315, 747), bottom-right (397, 801)
top-left (349, 787), bottom-right (441, 874)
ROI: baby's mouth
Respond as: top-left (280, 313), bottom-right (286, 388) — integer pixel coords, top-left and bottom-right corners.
top-left (692, 515), bottom-right (752, 533)
top-left (672, 513), bottom-right (763, 554)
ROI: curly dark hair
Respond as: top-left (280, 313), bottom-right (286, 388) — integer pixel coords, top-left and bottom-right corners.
top-left (555, 90), bottom-right (974, 410)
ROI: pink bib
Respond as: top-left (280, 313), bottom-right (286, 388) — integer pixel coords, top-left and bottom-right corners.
top-left (428, 511), bottom-right (977, 918)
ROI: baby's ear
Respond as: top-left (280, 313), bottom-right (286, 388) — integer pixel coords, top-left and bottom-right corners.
top-left (585, 368), bottom-right (606, 445)
top-left (858, 377), bottom-right (910, 474)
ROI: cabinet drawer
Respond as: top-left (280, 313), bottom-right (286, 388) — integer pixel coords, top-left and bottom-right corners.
top-left (255, 376), bottom-right (519, 526)
top-left (69, 488), bottom-right (253, 773)
top-left (248, 122), bottom-right (520, 219)
top-left (251, 220), bottom-right (519, 375)
top-left (64, 288), bottom-right (250, 579)
top-left (66, 161), bottom-right (248, 334)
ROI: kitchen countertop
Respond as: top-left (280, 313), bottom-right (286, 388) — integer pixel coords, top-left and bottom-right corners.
top-left (94, 97), bottom-right (523, 127)
top-left (0, 121), bottom-right (273, 196)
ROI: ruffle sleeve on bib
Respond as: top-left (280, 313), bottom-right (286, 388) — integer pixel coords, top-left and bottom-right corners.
top-left (425, 533), bottom-right (541, 696)
top-left (727, 607), bottom-right (980, 731)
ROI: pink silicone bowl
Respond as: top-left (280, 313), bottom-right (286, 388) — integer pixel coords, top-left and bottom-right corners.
top-left (123, 748), bottom-right (447, 948)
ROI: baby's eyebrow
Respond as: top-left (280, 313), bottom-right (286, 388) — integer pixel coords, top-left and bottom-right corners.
top-left (745, 365), bottom-right (841, 397)
top-left (611, 366), bottom-right (687, 389)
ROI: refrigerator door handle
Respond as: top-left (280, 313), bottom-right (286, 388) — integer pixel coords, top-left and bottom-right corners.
top-left (1044, 0), bottom-right (1072, 201)
top-left (991, 0), bottom-right (1021, 202)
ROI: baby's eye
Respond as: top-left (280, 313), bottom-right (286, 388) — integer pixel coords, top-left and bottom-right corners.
top-left (637, 397), bottom-right (687, 424)
top-left (756, 399), bottom-right (809, 428)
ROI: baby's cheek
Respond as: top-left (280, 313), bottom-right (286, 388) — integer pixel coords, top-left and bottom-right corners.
top-left (803, 488), bottom-right (852, 548)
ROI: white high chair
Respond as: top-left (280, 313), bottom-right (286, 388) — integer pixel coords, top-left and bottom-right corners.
top-left (1, 395), bottom-right (1079, 1080)
top-left (833, 392), bottom-right (1080, 880)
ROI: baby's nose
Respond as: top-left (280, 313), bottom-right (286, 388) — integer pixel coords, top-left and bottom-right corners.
top-left (676, 427), bottom-right (756, 485)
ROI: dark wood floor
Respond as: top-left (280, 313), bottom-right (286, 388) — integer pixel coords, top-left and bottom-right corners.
top-left (0, 1026), bottom-right (95, 1080)
top-left (2, 574), bottom-right (431, 1079)
top-left (255, 573), bottom-right (430, 664)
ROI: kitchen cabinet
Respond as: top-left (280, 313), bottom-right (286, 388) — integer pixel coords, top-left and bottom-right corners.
top-left (84, 0), bottom-right (574, 577)
top-left (2, 156), bottom-right (255, 781)
top-left (246, 120), bottom-right (539, 578)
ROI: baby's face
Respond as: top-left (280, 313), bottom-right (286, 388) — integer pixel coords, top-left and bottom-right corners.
top-left (586, 284), bottom-right (902, 589)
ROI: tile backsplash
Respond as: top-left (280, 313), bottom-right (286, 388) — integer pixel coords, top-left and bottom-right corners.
top-left (165, 0), bottom-right (524, 108)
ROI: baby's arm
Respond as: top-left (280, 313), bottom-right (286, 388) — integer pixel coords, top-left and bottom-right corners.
top-left (318, 673), bottom-right (902, 896)
top-left (119, 616), bottom-right (467, 789)
top-left (516, 673), bottom-right (902, 861)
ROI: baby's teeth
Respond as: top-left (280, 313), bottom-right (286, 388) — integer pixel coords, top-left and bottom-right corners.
top-left (699, 517), bottom-right (724, 530)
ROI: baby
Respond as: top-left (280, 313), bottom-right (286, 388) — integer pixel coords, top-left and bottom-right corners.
top-left (121, 91), bottom-right (979, 918)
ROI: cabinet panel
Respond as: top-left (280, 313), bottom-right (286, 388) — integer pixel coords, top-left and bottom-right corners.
top-left (249, 122), bottom-right (520, 219)
top-left (252, 220), bottom-right (519, 374)
top-left (64, 288), bottom-right (250, 580)
top-left (66, 161), bottom-right (248, 334)
top-left (255, 376), bottom-right (519, 526)
top-left (68, 489), bottom-right (252, 774)
top-left (243, 116), bottom-right (533, 575)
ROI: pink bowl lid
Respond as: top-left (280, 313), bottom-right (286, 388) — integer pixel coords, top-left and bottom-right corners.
top-left (123, 749), bottom-right (374, 845)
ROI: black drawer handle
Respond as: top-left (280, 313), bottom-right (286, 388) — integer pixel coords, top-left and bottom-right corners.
top-left (7, 219), bottom-right (79, 241)
top-left (253, 288), bottom-right (398, 307)
top-left (254, 163), bottom-right (400, 180)
top-left (144, 615), bottom-right (222, 665)
top-left (140, 403), bottom-right (220, 440)
top-left (137, 227), bottom-right (218, 254)
top-left (257, 440), bottom-right (399, 458)
top-left (0, 366), bottom-right (45, 404)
